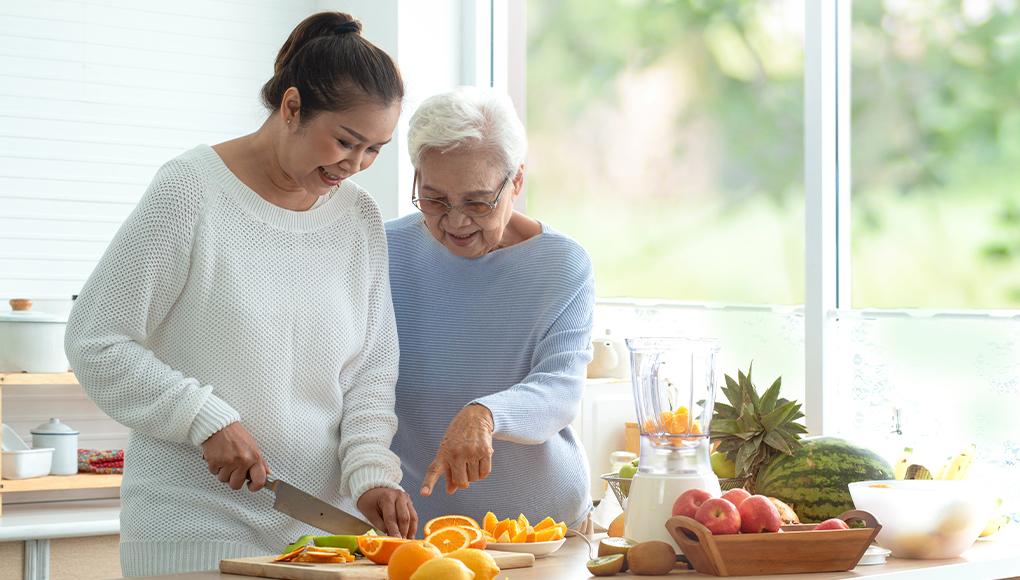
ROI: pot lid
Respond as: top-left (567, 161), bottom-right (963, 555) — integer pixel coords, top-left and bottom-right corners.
top-left (31, 418), bottom-right (79, 435)
top-left (0, 299), bottom-right (66, 324)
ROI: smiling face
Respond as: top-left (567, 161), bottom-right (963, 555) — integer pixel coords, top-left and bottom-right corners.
top-left (416, 147), bottom-right (522, 258)
top-left (279, 89), bottom-right (401, 197)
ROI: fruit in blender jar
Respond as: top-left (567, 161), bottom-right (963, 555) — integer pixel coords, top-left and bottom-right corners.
top-left (627, 541), bottom-right (677, 575)
top-left (587, 554), bottom-right (625, 577)
top-left (694, 498), bottom-right (742, 535)
top-left (721, 488), bottom-right (752, 508)
top-left (672, 488), bottom-right (714, 518)
top-left (738, 495), bottom-right (783, 533)
top-left (813, 518), bottom-right (850, 531)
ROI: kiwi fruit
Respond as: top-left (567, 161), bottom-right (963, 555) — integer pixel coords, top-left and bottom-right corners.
top-left (627, 540), bottom-right (676, 575)
top-left (598, 537), bottom-right (637, 572)
top-left (587, 554), bottom-right (625, 577)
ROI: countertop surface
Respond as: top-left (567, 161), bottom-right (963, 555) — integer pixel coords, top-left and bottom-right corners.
top-left (0, 498), bottom-right (120, 541)
top-left (134, 531), bottom-right (1020, 580)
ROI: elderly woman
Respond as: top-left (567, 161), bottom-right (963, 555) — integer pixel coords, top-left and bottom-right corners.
top-left (386, 87), bottom-right (595, 532)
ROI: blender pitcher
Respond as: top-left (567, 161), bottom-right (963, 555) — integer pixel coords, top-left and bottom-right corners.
top-left (624, 337), bottom-right (721, 545)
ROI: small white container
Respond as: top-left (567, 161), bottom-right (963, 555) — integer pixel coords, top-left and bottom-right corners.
top-left (0, 299), bottom-right (70, 373)
top-left (2, 448), bottom-right (54, 479)
top-left (30, 418), bottom-right (79, 475)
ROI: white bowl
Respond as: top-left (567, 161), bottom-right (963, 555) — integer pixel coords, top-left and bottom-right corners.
top-left (2, 448), bottom-right (54, 479)
top-left (849, 480), bottom-right (996, 559)
top-left (487, 539), bottom-right (566, 558)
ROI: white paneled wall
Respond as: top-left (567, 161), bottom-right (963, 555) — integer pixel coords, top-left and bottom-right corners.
top-left (0, 0), bottom-right (315, 303)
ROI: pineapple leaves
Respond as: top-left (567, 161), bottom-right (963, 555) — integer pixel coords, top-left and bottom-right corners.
top-left (711, 363), bottom-right (806, 487)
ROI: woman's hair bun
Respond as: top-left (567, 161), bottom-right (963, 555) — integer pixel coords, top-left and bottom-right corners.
top-left (334, 20), bottom-right (362, 35)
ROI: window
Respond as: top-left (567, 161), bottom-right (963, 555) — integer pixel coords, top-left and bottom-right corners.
top-left (525, 0), bottom-right (805, 304)
top-left (851, 1), bottom-right (1020, 309)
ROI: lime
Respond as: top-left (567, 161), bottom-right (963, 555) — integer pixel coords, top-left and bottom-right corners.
top-left (282, 535), bottom-right (313, 554)
top-left (587, 554), bottom-right (625, 576)
top-left (312, 535), bottom-right (360, 552)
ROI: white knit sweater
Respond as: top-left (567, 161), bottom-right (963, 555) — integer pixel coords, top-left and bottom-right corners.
top-left (65, 145), bottom-right (403, 576)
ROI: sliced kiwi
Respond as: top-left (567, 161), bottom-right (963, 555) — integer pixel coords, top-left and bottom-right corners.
top-left (587, 554), bottom-right (625, 576)
top-left (598, 537), bottom-right (637, 571)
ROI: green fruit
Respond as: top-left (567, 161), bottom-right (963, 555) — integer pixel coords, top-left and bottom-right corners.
top-left (755, 436), bottom-right (894, 523)
top-left (598, 537), bottom-right (637, 572)
top-left (312, 535), bottom-right (360, 552)
top-left (587, 554), bottom-right (625, 576)
top-left (282, 535), bottom-right (314, 553)
top-left (618, 463), bottom-right (637, 479)
top-left (710, 451), bottom-right (736, 478)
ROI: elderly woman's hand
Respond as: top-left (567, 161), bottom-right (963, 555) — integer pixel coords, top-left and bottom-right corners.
top-left (421, 404), bottom-right (494, 496)
top-left (357, 487), bottom-right (418, 538)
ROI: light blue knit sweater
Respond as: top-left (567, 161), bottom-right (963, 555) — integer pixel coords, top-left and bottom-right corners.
top-left (386, 213), bottom-right (595, 531)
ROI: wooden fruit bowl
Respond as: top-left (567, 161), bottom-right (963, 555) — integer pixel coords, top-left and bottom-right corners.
top-left (665, 509), bottom-right (881, 576)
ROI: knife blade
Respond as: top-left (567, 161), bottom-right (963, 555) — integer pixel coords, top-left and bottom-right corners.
top-left (260, 478), bottom-right (374, 535)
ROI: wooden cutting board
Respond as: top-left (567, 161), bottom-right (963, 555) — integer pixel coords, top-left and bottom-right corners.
top-left (220, 550), bottom-right (535, 579)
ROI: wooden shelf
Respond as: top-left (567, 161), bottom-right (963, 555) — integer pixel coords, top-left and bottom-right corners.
top-left (0, 473), bottom-right (121, 494)
top-left (0, 372), bottom-right (78, 386)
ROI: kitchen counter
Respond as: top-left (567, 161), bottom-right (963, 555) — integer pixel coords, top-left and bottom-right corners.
top-left (133, 531), bottom-right (1020, 580)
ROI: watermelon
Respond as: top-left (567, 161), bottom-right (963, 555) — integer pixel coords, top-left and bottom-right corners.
top-left (754, 436), bottom-right (893, 523)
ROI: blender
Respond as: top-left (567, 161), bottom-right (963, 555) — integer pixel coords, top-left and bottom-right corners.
top-left (623, 337), bottom-right (721, 545)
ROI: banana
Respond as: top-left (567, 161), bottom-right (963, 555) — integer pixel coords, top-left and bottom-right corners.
top-left (941, 444), bottom-right (976, 480)
top-left (894, 447), bottom-right (914, 480)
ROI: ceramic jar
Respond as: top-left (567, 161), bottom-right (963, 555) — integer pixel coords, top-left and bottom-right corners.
top-left (0, 299), bottom-right (70, 373)
top-left (31, 418), bottom-right (79, 475)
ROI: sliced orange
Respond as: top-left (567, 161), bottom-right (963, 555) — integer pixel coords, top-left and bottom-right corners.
top-left (424, 526), bottom-right (473, 554)
top-left (495, 531), bottom-right (511, 543)
top-left (423, 515), bottom-right (480, 536)
top-left (482, 511), bottom-right (498, 535)
top-left (516, 513), bottom-right (530, 530)
top-left (533, 516), bottom-right (556, 531)
top-left (492, 518), bottom-right (519, 541)
top-left (534, 527), bottom-right (559, 542)
top-left (457, 525), bottom-right (487, 550)
top-left (356, 535), bottom-right (411, 565)
top-left (511, 525), bottom-right (535, 543)
top-left (555, 522), bottom-right (568, 538)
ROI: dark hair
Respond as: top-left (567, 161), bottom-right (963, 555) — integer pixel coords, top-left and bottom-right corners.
top-left (261, 12), bottom-right (404, 121)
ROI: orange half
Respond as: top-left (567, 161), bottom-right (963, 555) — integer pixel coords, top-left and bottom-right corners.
top-left (423, 514), bottom-right (480, 536)
top-left (356, 535), bottom-right (411, 565)
top-left (424, 526), bottom-right (472, 554)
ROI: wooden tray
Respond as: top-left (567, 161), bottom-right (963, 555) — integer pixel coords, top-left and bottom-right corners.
top-left (666, 509), bottom-right (881, 576)
top-left (220, 549), bottom-right (534, 579)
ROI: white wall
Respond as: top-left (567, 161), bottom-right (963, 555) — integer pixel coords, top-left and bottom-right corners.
top-left (0, 0), bottom-right (315, 311)
top-left (0, 0), bottom-right (484, 316)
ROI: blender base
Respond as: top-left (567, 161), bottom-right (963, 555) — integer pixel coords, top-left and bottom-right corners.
top-left (623, 472), bottom-right (722, 549)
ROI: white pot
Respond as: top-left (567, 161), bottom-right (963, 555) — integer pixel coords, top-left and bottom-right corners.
top-left (31, 418), bottom-right (79, 476)
top-left (0, 299), bottom-right (70, 373)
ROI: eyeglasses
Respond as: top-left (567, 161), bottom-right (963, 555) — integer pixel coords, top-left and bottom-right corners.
top-left (412, 171), bottom-right (513, 218)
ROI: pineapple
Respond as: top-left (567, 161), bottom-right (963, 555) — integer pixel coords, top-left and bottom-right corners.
top-left (709, 364), bottom-right (807, 489)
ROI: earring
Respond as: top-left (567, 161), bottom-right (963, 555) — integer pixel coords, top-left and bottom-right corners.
top-left (286, 119), bottom-right (291, 125)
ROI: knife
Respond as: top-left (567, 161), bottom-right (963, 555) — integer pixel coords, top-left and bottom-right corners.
top-left (258, 477), bottom-right (375, 535)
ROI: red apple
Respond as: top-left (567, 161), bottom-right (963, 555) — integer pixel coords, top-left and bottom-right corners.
top-left (694, 498), bottom-right (742, 535)
top-left (672, 488), bottom-right (713, 519)
top-left (721, 488), bottom-right (752, 508)
top-left (738, 494), bottom-right (783, 533)
top-left (814, 518), bottom-right (850, 531)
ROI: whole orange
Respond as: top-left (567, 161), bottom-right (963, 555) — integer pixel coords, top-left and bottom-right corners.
top-left (387, 541), bottom-right (442, 580)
